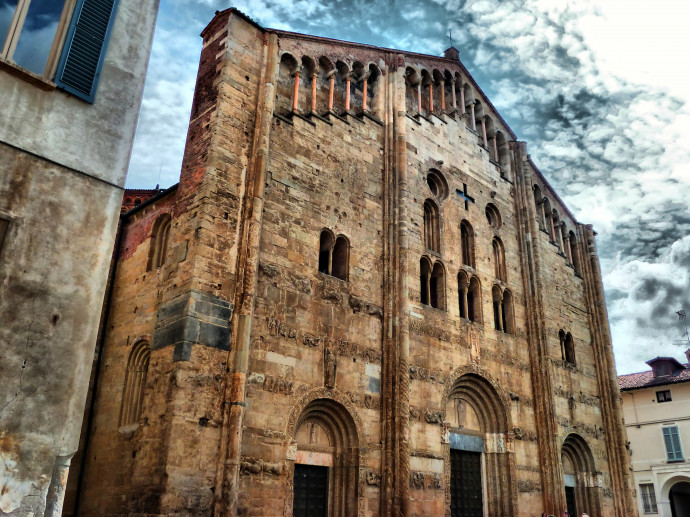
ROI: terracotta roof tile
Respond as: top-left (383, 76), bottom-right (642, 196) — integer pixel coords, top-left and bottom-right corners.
top-left (619, 363), bottom-right (690, 390)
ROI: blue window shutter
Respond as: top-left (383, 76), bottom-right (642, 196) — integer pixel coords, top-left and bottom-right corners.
top-left (54, 0), bottom-right (120, 103)
top-left (663, 426), bottom-right (684, 461)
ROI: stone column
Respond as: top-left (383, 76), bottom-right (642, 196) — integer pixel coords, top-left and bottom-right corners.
top-left (310, 72), bottom-right (317, 113)
top-left (461, 286), bottom-right (469, 319)
top-left (492, 137), bottom-right (499, 162)
top-left (459, 81), bottom-right (465, 114)
top-left (417, 83), bottom-right (422, 113)
top-left (345, 74), bottom-right (351, 111)
top-left (292, 71), bottom-right (300, 112)
top-left (470, 103), bottom-right (476, 130)
top-left (428, 82), bottom-right (433, 112)
top-left (565, 234), bottom-right (574, 265)
top-left (362, 77), bottom-right (368, 111)
top-left (481, 118), bottom-right (488, 147)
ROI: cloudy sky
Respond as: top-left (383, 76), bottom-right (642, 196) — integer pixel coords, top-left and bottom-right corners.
top-left (126, 0), bottom-right (690, 374)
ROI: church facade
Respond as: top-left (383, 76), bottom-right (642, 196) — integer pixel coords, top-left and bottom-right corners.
top-left (70, 9), bottom-right (637, 517)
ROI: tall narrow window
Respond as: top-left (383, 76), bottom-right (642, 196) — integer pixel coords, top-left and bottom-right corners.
top-left (492, 286), bottom-right (514, 334)
top-left (639, 483), bottom-right (658, 514)
top-left (663, 426), bottom-right (684, 462)
top-left (0, 216), bottom-right (9, 257)
top-left (492, 286), bottom-right (502, 331)
top-left (430, 261), bottom-right (446, 310)
top-left (421, 258), bottom-right (444, 309)
top-left (147, 214), bottom-right (172, 271)
top-left (564, 332), bottom-right (575, 364)
top-left (569, 231), bottom-right (582, 276)
top-left (423, 199), bottom-right (440, 252)
top-left (332, 236), bottom-right (349, 281)
top-left (318, 230), bottom-right (333, 274)
top-left (119, 340), bottom-right (150, 427)
top-left (468, 276), bottom-right (481, 323)
top-left (492, 237), bottom-right (506, 281)
top-left (460, 220), bottom-right (474, 267)
top-left (458, 271), bottom-right (468, 319)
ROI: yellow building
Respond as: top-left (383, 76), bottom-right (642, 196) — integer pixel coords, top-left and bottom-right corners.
top-left (620, 352), bottom-right (690, 516)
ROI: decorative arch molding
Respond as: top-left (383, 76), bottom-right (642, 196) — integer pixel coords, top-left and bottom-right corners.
top-left (284, 389), bottom-right (364, 517)
top-left (660, 474), bottom-right (690, 503)
top-left (560, 433), bottom-right (602, 517)
top-left (285, 387), bottom-right (363, 442)
top-left (442, 370), bottom-right (516, 517)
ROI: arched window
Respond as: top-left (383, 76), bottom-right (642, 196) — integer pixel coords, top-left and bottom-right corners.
top-left (492, 237), bottom-right (506, 282)
top-left (421, 257), bottom-right (445, 309)
top-left (492, 286), bottom-right (514, 334)
top-left (458, 271), bottom-right (468, 319)
top-left (569, 231), bottom-right (582, 276)
top-left (423, 199), bottom-right (440, 252)
top-left (119, 341), bottom-right (150, 427)
top-left (564, 332), bottom-right (576, 364)
top-left (468, 276), bottom-right (482, 323)
top-left (427, 169), bottom-right (449, 200)
top-left (460, 220), bottom-right (474, 267)
top-left (147, 214), bottom-right (171, 271)
top-left (485, 203), bottom-right (501, 229)
top-left (332, 236), bottom-right (349, 280)
top-left (533, 186), bottom-right (544, 230)
top-left (318, 230), bottom-right (348, 281)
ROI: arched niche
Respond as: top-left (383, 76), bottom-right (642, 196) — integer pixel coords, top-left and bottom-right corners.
top-left (287, 398), bottom-right (360, 517)
top-left (444, 373), bottom-right (514, 517)
top-left (561, 434), bottom-right (601, 517)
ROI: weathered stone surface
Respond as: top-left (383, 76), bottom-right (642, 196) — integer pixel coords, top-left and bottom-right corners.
top-left (70, 8), bottom-right (636, 517)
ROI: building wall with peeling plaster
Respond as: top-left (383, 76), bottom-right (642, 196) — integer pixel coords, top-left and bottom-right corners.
top-left (0, 1), bottom-right (159, 515)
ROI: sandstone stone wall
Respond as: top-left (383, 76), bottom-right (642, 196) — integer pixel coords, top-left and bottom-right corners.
top-left (72, 9), bottom-right (636, 517)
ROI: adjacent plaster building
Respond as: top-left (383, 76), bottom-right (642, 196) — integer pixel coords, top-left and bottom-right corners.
top-left (71, 9), bottom-right (637, 516)
top-left (620, 352), bottom-right (690, 517)
top-left (0, 0), bottom-right (159, 514)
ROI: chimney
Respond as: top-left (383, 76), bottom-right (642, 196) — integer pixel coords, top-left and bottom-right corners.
top-left (444, 47), bottom-right (460, 61)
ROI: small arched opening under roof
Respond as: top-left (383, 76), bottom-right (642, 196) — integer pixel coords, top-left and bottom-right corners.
top-left (551, 209), bottom-right (563, 251)
top-left (496, 131), bottom-right (511, 179)
top-left (421, 69), bottom-right (433, 113)
top-left (542, 198), bottom-right (553, 240)
top-left (484, 115), bottom-right (495, 154)
top-left (334, 60), bottom-right (351, 112)
top-left (317, 55), bottom-right (335, 112)
top-left (366, 63), bottom-right (381, 114)
top-left (351, 61), bottom-right (366, 111)
top-left (474, 101), bottom-right (485, 141)
top-left (463, 84), bottom-right (475, 128)
top-left (405, 66), bottom-right (420, 115)
top-left (277, 52), bottom-right (299, 114)
top-left (532, 185), bottom-right (544, 229)
top-left (444, 70), bottom-right (455, 111)
top-left (569, 231), bottom-right (582, 276)
top-left (300, 55), bottom-right (316, 113)
top-left (433, 69), bottom-right (445, 111)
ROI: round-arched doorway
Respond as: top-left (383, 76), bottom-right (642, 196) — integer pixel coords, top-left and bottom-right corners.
top-left (670, 481), bottom-right (690, 517)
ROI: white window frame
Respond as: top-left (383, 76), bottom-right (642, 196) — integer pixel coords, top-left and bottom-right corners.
top-left (1, 0), bottom-right (76, 78)
top-left (639, 483), bottom-right (658, 514)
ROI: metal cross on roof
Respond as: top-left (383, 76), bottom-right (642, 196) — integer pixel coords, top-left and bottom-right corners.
top-left (456, 183), bottom-right (474, 210)
top-left (448, 29), bottom-right (453, 49)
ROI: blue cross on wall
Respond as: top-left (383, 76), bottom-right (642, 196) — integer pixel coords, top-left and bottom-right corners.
top-left (456, 183), bottom-right (475, 210)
